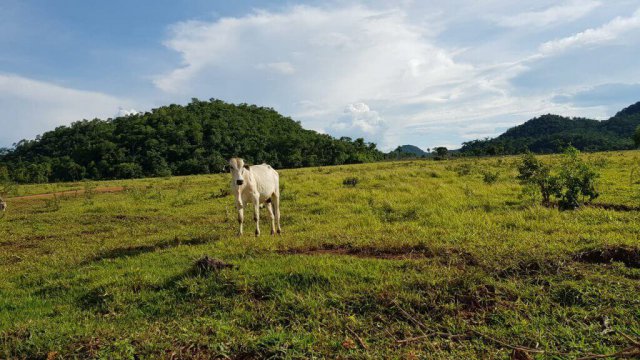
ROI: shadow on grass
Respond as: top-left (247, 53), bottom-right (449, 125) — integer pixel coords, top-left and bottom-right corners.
top-left (83, 234), bottom-right (219, 264)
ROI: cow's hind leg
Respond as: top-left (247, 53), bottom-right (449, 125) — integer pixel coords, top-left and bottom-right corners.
top-left (253, 194), bottom-right (261, 236)
top-left (272, 194), bottom-right (282, 235)
top-left (266, 199), bottom-right (276, 235)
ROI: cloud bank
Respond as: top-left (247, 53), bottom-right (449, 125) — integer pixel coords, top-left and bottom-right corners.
top-left (153, 3), bottom-right (640, 150)
top-left (0, 74), bottom-right (130, 146)
top-left (3, 1), bottom-right (640, 150)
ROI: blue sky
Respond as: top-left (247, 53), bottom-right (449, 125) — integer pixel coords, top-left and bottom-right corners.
top-left (1, 0), bottom-right (639, 150)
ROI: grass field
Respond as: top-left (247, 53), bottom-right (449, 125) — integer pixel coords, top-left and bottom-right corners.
top-left (1, 151), bottom-right (640, 359)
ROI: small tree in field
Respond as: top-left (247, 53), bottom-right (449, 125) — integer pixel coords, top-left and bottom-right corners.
top-left (434, 147), bottom-right (448, 160)
top-left (517, 148), bottom-right (599, 209)
top-left (556, 146), bottom-right (599, 209)
top-left (517, 152), bottom-right (560, 206)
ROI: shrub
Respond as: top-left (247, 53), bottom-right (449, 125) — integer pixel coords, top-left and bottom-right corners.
top-left (482, 170), bottom-right (499, 184)
top-left (210, 188), bottom-right (230, 199)
top-left (516, 148), bottom-right (599, 209)
top-left (454, 164), bottom-right (473, 176)
top-left (556, 146), bottom-right (599, 210)
top-left (517, 152), bottom-right (560, 206)
top-left (342, 177), bottom-right (359, 187)
top-left (113, 163), bottom-right (143, 179)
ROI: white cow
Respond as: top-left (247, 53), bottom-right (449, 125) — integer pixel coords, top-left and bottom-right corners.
top-left (229, 158), bottom-right (281, 236)
top-left (0, 197), bottom-right (5, 212)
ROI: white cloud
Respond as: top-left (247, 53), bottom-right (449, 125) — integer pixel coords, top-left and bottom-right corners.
top-left (539, 7), bottom-right (640, 55)
top-left (117, 107), bottom-right (140, 117)
top-left (331, 102), bottom-right (385, 138)
top-left (0, 73), bottom-right (132, 146)
top-left (154, 5), bottom-right (477, 149)
top-left (495, 1), bottom-right (601, 28)
top-left (256, 62), bottom-right (296, 75)
top-left (150, 2), bottom-right (640, 151)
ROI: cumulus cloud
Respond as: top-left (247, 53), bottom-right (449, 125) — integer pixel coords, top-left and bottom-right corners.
top-left (117, 107), bottom-right (140, 117)
top-left (150, 2), bottom-right (640, 151)
top-left (153, 5), bottom-right (478, 149)
top-left (331, 103), bottom-right (385, 139)
top-left (0, 73), bottom-right (132, 146)
top-left (494, 1), bottom-right (601, 28)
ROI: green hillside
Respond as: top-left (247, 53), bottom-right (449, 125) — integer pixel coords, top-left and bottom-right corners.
top-left (461, 101), bottom-right (640, 155)
top-left (387, 144), bottom-right (429, 158)
top-left (0, 99), bottom-right (382, 183)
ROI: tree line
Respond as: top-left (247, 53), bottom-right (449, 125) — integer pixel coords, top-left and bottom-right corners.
top-left (460, 102), bottom-right (640, 156)
top-left (0, 99), bottom-right (383, 183)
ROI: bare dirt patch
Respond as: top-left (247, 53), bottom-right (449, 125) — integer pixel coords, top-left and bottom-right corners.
top-left (574, 246), bottom-right (640, 268)
top-left (279, 243), bottom-right (435, 260)
top-left (278, 243), bottom-right (479, 265)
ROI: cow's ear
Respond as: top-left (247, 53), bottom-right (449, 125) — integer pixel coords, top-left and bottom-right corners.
top-left (243, 164), bottom-right (250, 170)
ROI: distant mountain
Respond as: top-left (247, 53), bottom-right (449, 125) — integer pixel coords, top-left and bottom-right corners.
top-left (391, 145), bottom-right (429, 157)
top-left (0, 99), bottom-right (383, 183)
top-left (461, 101), bottom-right (640, 155)
top-left (386, 144), bottom-right (431, 159)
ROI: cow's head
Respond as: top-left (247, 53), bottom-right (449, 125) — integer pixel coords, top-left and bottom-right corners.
top-left (229, 158), bottom-right (250, 186)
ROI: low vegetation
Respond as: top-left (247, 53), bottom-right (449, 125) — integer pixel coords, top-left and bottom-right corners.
top-left (1, 151), bottom-right (639, 358)
top-left (517, 146), bottom-right (599, 209)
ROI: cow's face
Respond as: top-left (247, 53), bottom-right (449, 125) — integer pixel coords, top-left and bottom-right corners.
top-left (229, 158), bottom-right (249, 187)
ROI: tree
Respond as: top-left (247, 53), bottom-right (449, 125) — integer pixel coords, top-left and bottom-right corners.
top-left (634, 125), bottom-right (640, 148)
top-left (434, 147), bottom-right (448, 159)
top-left (517, 152), bottom-right (559, 206)
top-left (0, 98), bottom-right (384, 183)
top-left (460, 101), bottom-right (640, 156)
top-left (516, 148), bottom-right (599, 209)
top-left (556, 146), bottom-right (599, 209)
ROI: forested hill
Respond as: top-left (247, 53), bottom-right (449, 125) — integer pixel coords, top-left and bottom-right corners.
top-left (0, 99), bottom-right (383, 183)
top-left (387, 145), bottom-right (429, 159)
top-left (460, 101), bottom-right (640, 155)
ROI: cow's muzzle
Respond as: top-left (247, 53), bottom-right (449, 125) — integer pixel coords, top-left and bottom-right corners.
top-left (236, 180), bottom-right (244, 186)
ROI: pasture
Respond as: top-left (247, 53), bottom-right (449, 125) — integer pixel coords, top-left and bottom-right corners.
top-left (1, 151), bottom-right (640, 359)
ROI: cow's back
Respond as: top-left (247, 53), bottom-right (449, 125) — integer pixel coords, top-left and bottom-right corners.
top-left (249, 164), bottom-right (279, 201)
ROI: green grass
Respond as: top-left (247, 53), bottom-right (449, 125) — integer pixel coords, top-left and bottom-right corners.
top-left (1, 151), bottom-right (640, 359)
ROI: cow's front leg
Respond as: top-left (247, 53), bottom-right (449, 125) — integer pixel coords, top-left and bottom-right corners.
top-left (253, 195), bottom-right (261, 236)
top-left (236, 200), bottom-right (244, 236)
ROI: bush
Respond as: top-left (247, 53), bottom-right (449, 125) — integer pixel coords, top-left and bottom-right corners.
top-left (113, 163), bottom-right (143, 179)
top-left (342, 177), bottom-right (359, 187)
top-left (516, 148), bottom-right (599, 209)
top-left (482, 170), bottom-right (499, 184)
top-left (556, 146), bottom-right (599, 209)
top-left (517, 153), bottom-right (560, 206)
top-left (454, 164), bottom-right (473, 176)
